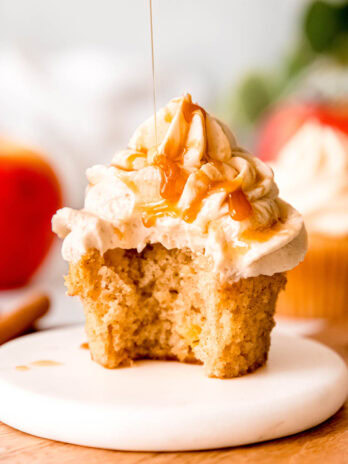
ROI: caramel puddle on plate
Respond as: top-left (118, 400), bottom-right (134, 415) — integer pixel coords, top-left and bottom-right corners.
top-left (80, 342), bottom-right (89, 350)
top-left (15, 365), bottom-right (30, 371)
top-left (30, 360), bottom-right (62, 367)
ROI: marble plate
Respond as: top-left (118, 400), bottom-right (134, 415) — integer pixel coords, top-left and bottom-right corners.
top-left (0, 326), bottom-right (346, 451)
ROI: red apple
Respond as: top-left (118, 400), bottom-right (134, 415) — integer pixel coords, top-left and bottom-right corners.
top-left (256, 101), bottom-right (348, 162)
top-left (0, 139), bottom-right (62, 289)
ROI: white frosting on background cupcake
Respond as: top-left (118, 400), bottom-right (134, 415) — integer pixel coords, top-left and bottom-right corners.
top-left (273, 122), bottom-right (348, 237)
top-left (53, 94), bottom-right (306, 282)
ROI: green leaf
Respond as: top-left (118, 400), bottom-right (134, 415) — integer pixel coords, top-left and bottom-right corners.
top-left (286, 39), bottom-right (315, 78)
top-left (237, 73), bottom-right (274, 123)
top-left (304, 1), bottom-right (341, 52)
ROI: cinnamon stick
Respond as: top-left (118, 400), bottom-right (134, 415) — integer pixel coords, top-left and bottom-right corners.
top-left (0, 293), bottom-right (50, 345)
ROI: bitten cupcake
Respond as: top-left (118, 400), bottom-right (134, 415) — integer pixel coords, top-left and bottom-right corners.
top-left (53, 94), bottom-right (306, 378)
top-left (274, 121), bottom-right (348, 319)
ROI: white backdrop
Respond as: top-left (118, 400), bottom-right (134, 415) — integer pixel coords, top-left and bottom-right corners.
top-left (0, 0), bottom-right (307, 174)
top-left (0, 0), bottom-right (305, 96)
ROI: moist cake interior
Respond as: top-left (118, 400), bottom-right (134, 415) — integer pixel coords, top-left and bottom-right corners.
top-left (67, 244), bottom-right (286, 378)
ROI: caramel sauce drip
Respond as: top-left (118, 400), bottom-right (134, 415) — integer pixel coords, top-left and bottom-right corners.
top-left (152, 100), bottom-right (206, 205)
top-left (30, 360), bottom-right (62, 367)
top-left (135, 100), bottom-right (204, 223)
top-left (16, 365), bottom-right (29, 371)
top-left (241, 222), bottom-right (281, 243)
top-left (228, 189), bottom-right (253, 221)
top-left (150, 101), bottom-right (252, 225)
top-left (15, 360), bottom-right (63, 370)
top-left (183, 172), bottom-right (245, 224)
top-left (113, 152), bottom-right (147, 172)
top-left (139, 200), bottom-right (180, 228)
top-left (182, 170), bottom-right (211, 223)
top-left (182, 100), bottom-right (206, 124)
top-left (153, 154), bottom-right (189, 203)
top-left (114, 98), bottom-right (253, 227)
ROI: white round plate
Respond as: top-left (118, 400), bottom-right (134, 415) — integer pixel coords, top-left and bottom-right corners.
top-left (0, 326), bottom-right (346, 451)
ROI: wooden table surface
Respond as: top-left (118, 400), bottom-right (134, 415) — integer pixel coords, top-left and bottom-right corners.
top-left (1, 321), bottom-right (347, 464)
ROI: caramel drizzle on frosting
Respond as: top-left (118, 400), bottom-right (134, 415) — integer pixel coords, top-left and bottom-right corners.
top-left (137, 200), bottom-right (180, 228)
top-left (122, 152), bottom-right (147, 171)
top-left (153, 154), bottom-right (189, 203)
top-left (114, 97), bottom-right (252, 228)
top-left (152, 99), bottom-right (204, 204)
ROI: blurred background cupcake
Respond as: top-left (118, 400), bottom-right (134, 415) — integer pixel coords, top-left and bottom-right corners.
top-left (272, 113), bottom-right (348, 319)
top-left (221, 0), bottom-right (348, 321)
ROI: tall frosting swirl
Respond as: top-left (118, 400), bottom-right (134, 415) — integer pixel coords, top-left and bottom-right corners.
top-left (273, 122), bottom-right (348, 236)
top-left (53, 94), bottom-right (306, 281)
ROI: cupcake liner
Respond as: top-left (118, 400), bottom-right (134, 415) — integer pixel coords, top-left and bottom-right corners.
top-left (277, 234), bottom-right (348, 319)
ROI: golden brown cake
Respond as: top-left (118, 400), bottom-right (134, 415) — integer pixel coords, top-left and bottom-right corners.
top-left (53, 94), bottom-right (306, 377)
top-left (273, 122), bottom-right (348, 319)
top-left (66, 245), bottom-right (286, 377)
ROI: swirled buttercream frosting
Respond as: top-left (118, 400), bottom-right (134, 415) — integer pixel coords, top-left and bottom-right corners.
top-left (53, 94), bottom-right (306, 281)
top-left (273, 121), bottom-right (348, 237)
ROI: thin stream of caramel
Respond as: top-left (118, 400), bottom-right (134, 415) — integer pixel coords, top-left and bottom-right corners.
top-left (149, 0), bottom-right (158, 149)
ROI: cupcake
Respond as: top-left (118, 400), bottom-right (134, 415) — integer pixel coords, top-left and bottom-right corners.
top-left (53, 94), bottom-right (306, 378)
top-left (273, 121), bottom-right (348, 319)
